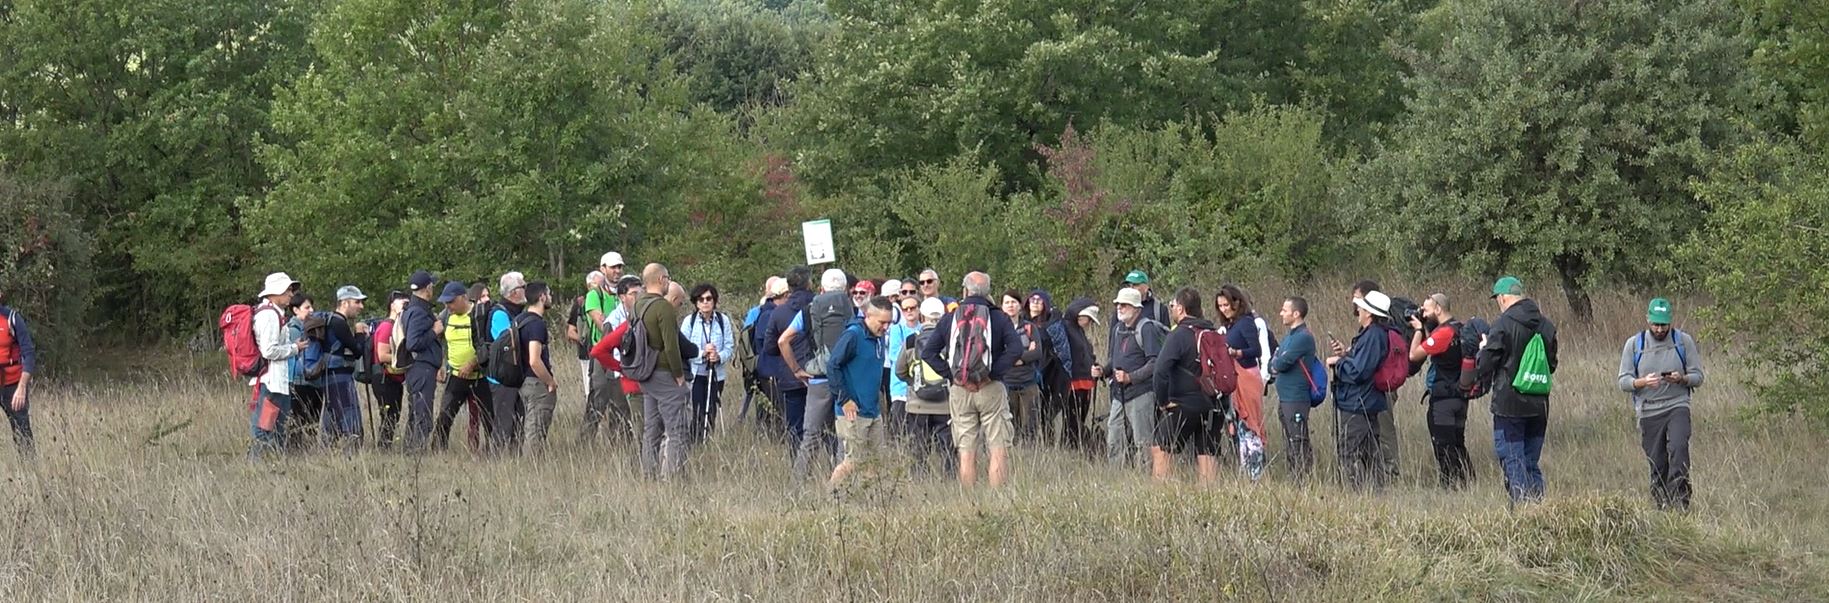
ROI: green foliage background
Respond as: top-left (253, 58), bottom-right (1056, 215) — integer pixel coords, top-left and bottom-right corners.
top-left (0, 0), bottom-right (1826, 425)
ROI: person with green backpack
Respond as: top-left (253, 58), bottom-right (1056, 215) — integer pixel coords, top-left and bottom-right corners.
top-left (1617, 297), bottom-right (1704, 510)
top-left (1468, 276), bottom-right (1559, 505)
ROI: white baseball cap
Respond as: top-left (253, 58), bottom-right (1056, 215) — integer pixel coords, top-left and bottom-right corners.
top-left (767, 276), bottom-right (791, 297)
top-left (919, 297), bottom-right (946, 319)
top-left (600, 252), bottom-right (624, 268)
top-left (883, 279), bottom-right (904, 296)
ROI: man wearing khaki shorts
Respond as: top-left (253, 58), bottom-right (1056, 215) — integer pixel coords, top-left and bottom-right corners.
top-left (826, 298), bottom-right (894, 491)
top-left (919, 272), bottom-right (1026, 488)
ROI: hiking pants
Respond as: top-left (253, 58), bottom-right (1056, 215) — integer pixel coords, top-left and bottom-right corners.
top-left (688, 374), bottom-right (723, 446)
top-left (639, 370), bottom-right (691, 479)
top-left (322, 377), bottom-right (363, 446)
top-left (581, 363), bottom-right (634, 446)
top-left (794, 381), bottom-right (839, 480)
top-left (1009, 385), bottom-right (1041, 443)
top-left (1279, 403), bottom-right (1313, 480)
top-left (288, 385), bottom-right (324, 451)
top-left (249, 387), bottom-right (292, 459)
top-left (1640, 407), bottom-right (1692, 509)
top-left (489, 383), bottom-right (524, 454)
top-left (1, 383), bottom-right (33, 459)
top-left (1427, 396), bottom-right (1475, 489)
top-left (777, 383), bottom-right (808, 462)
top-left (1375, 405), bottom-right (1399, 480)
top-left (403, 365), bottom-right (438, 452)
top-left (434, 375), bottom-right (493, 452)
top-left (1337, 409), bottom-right (1385, 491)
top-left (521, 380), bottom-right (559, 455)
top-left (1105, 392), bottom-right (1156, 469)
top-left (1493, 414), bottom-right (1547, 504)
top-left (372, 378), bottom-right (404, 448)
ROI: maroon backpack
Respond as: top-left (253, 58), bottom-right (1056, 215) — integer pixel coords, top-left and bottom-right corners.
top-left (1191, 326), bottom-right (1237, 397)
top-left (1372, 326), bottom-right (1411, 393)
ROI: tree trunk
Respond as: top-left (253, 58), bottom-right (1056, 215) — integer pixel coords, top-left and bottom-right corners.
top-left (1554, 254), bottom-right (1594, 323)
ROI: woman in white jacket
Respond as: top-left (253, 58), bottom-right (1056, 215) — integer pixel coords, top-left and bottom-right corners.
top-left (682, 283), bottom-right (735, 446)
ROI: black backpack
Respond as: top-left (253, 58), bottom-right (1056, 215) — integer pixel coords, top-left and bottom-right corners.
top-left (1384, 296), bottom-right (1421, 342)
top-left (356, 318), bottom-right (385, 385)
top-left (803, 290), bottom-right (851, 376)
top-left (1457, 316), bottom-right (1494, 399)
top-left (486, 313), bottom-right (536, 387)
top-left (471, 301), bottom-right (497, 370)
top-left (619, 298), bottom-right (662, 382)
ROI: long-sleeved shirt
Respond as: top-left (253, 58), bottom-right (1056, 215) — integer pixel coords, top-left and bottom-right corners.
top-left (1617, 330), bottom-right (1704, 418)
top-left (1332, 322), bottom-right (1389, 415)
top-left (1152, 317), bottom-right (1216, 413)
top-left (885, 318), bottom-right (924, 401)
top-left (826, 323), bottom-right (886, 419)
top-left (1107, 317), bottom-right (1164, 401)
top-left (1222, 313), bottom-right (1267, 370)
top-left (1, 306), bottom-right (40, 384)
top-left (254, 301), bottom-right (299, 392)
top-left (682, 311), bottom-right (735, 380)
top-left (920, 296), bottom-right (1024, 384)
top-left (637, 292), bottom-right (683, 378)
top-left (400, 296), bottom-right (441, 370)
top-left (1271, 323), bottom-right (1318, 405)
top-left (325, 312), bottom-right (367, 375)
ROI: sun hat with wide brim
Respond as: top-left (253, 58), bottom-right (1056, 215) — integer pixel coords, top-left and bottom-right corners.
top-left (1354, 290), bottom-right (1393, 319)
top-left (258, 272), bottom-right (299, 298)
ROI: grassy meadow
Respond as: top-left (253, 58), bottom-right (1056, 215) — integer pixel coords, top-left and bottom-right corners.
top-left (1, 282), bottom-right (1825, 601)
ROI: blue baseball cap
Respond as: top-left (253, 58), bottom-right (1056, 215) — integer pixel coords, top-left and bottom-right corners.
top-left (437, 282), bottom-right (468, 304)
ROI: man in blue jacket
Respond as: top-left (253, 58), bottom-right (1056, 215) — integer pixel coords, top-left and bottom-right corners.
top-left (1269, 296), bottom-right (1319, 479)
top-left (1327, 290), bottom-right (1394, 490)
top-left (399, 270), bottom-right (445, 453)
top-left (920, 271), bottom-right (1024, 488)
top-left (825, 297), bottom-right (893, 491)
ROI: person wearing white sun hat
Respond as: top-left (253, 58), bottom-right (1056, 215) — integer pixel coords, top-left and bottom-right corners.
top-left (250, 272), bottom-right (307, 458)
top-left (1326, 289), bottom-right (1396, 490)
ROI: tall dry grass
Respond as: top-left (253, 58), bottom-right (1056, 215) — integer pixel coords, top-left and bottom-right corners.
top-left (0, 283), bottom-right (1824, 600)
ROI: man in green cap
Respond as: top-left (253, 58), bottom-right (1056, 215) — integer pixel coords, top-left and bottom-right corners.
top-left (1468, 275), bottom-right (1558, 504)
top-left (1124, 270), bottom-right (1171, 326)
top-left (1617, 297), bottom-right (1704, 510)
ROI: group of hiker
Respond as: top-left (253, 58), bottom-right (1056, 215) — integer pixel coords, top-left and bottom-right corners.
top-left (214, 257), bottom-right (1704, 509)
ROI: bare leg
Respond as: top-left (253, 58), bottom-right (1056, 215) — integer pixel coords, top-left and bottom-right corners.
top-left (988, 447), bottom-right (1010, 488)
top-left (958, 450), bottom-right (978, 487)
top-left (827, 460), bottom-right (858, 490)
top-left (1151, 446), bottom-right (1174, 482)
top-left (1196, 455), bottom-right (1220, 484)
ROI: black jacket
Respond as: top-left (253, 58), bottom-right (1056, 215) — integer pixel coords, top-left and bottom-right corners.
top-left (1061, 297), bottom-right (1099, 381)
top-left (1002, 317), bottom-right (1045, 390)
top-left (1469, 298), bottom-right (1558, 418)
top-left (1153, 316), bottom-right (1217, 413)
top-left (920, 296), bottom-right (1025, 384)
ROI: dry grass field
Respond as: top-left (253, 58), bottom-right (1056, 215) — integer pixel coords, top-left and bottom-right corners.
top-left (2, 282), bottom-right (1825, 600)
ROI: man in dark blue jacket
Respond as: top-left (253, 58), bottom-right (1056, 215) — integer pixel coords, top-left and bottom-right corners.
top-left (1327, 290), bottom-right (1394, 490)
top-left (765, 267), bottom-right (815, 459)
top-left (920, 271), bottom-right (1024, 488)
top-left (399, 270), bottom-right (444, 453)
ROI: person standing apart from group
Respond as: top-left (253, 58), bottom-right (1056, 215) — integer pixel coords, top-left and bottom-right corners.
top-left (1618, 297), bottom-right (1702, 510)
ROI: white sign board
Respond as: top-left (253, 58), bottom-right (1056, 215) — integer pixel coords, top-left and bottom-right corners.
top-left (802, 219), bottom-right (836, 265)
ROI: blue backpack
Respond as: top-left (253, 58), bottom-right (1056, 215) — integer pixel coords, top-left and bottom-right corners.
top-left (1632, 329), bottom-right (1689, 374)
top-left (1300, 355), bottom-right (1328, 407)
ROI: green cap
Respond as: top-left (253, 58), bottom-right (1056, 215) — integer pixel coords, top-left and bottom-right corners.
top-left (1490, 276), bottom-right (1524, 298)
top-left (1124, 270), bottom-right (1149, 285)
top-left (1647, 297), bottom-right (1673, 325)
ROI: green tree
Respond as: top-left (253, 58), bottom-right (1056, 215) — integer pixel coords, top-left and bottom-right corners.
top-left (647, 0), bottom-right (826, 116)
top-left (0, 0), bottom-right (316, 331)
top-left (1743, 0), bottom-right (1829, 149)
top-left (1686, 139), bottom-right (1829, 428)
top-left (0, 170), bottom-right (96, 371)
top-left (1353, 0), bottom-right (1765, 320)
top-left (251, 0), bottom-right (741, 296)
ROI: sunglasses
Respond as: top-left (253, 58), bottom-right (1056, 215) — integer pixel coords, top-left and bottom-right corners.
top-left (900, 289), bottom-right (917, 296)
top-left (900, 305), bottom-right (919, 312)
top-left (920, 279), bottom-right (936, 285)
top-left (696, 296), bottom-right (716, 303)
top-left (851, 291), bottom-right (870, 297)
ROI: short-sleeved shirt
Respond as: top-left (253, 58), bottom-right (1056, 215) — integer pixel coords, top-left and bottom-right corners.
top-left (444, 311), bottom-right (477, 372)
top-left (373, 319), bottom-right (406, 382)
top-left (1420, 325), bottom-right (1456, 356)
top-left (521, 314), bottom-right (552, 374)
top-left (583, 289), bottom-right (617, 341)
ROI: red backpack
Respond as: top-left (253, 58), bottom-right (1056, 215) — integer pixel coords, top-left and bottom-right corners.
top-left (220, 303), bottom-right (279, 378)
top-left (1372, 326), bottom-right (1411, 393)
top-left (1191, 326), bottom-right (1237, 397)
